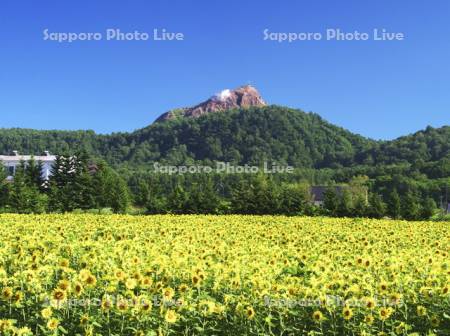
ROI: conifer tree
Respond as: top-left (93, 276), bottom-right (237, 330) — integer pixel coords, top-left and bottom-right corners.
top-left (401, 191), bottom-right (420, 220)
top-left (420, 197), bottom-right (436, 219)
top-left (8, 168), bottom-right (46, 213)
top-left (387, 189), bottom-right (401, 219)
top-left (337, 189), bottom-right (353, 217)
top-left (323, 187), bottom-right (340, 217)
top-left (353, 195), bottom-right (369, 218)
top-left (367, 193), bottom-right (386, 219)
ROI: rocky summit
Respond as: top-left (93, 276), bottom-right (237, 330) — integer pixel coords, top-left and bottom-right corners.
top-left (155, 85), bottom-right (266, 122)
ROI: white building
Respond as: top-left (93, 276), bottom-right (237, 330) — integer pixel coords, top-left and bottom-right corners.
top-left (0, 151), bottom-right (56, 180)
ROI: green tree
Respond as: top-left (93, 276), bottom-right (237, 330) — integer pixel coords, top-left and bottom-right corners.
top-left (0, 166), bottom-right (9, 209)
top-left (367, 193), bottom-right (386, 219)
top-left (337, 189), bottom-right (353, 217)
top-left (230, 177), bottom-right (253, 214)
top-left (184, 176), bottom-right (221, 214)
top-left (168, 184), bottom-right (188, 214)
top-left (48, 156), bottom-right (71, 212)
top-left (401, 192), bottom-right (420, 220)
top-left (143, 178), bottom-right (169, 214)
top-left (353, 195), bottom-right (368, 217)
top-left (56, 155), bottom-right (90, 211)
top-left (387, 189), bottom-right (401, 219)
top-left (323, 187), bottom-right (339, 217)
top-left (278, 183), bottom-right (310, 215)
top-left (94, 164), bottom-right (130, 213)
top-left (230, 174), bottom-right (279, 214)
top-left (420, 197), bottom-right (436, 220)
top-left (25, 157), bottom-right (45, 190)
top-left (250, 175), bottom-right (280, 214)
top-left (8, 169), bottom-right (47, 214)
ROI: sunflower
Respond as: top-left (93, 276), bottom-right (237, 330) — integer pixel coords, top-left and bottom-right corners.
top-left (389, 293), bottom-right (402, 306)
top-left (205, 301), bottom-right (217, 315)
top-left (379, 307), bottom-right (393, 321)
top-left (132, 271), bottom-right (142, 282)
top-left (59, 258), bottom-right (69, 268)
top-left (0, 319), bottom-right (13, 332)
top-left (416, 305), bottom-right (427, 317)
top-left (394, 322), bottom-right (406, 334)
top-left (80, 314), bottom-right (89, 326)
top-left (41, 307), bottom-right (53, 319)
top-left (141, 277), bottom-right (153, 288)
top-left (364, 297), bottom-right (376, 310)
top-left (101, 297), bottom-right (113, 311)
top-left (79, 269), bottom-right (90, 282)
top-left (117, 299), bottom-right (128, 312)
top-left (16, 327), bottom-right (33, 336)
top-left (52, 288), bottom-right (66, 302)
top-left (364, 315), bottom-right (374, 325)
top-left (12, 291), bottom-right (23, 304)
top-left (192, 274), bottom-right (201, 287)
top-left (378, 282), bottom-right (388, 293)
top-left (1, 287), bottom-right (13, 300)
top-left (58, 279), bottom-right (70, 291)
top-left (178, 284), bottom-right (188, 293)
top-left (1, 210), bottom-right (449, 334)
top-left (115, 270), bottom-right (126, 281)
top-left (47, 318), bottom-right (59, 331)
top-left (125, 278), bottom-right (137, 290)
top-left (85, 274), bottom-right (97, 287)
top-left (140, 298), bottom-right (152, 312)
top-left (312, 310), bottom-right (324, 322)
top-left (73, 282), bottom-right (84, 296)
top-left (162, 287), bottom-right (175, 300)
top-left (246, 306), bottom-right (256, 320)
top-left (155, 281), bottom-right (163, 290)
top-left (343, 306), bottom-right (353, 320)
top-left (165, 309), bottom-right (178, 323)
top-left (430, 315), bottom-right (440, 327)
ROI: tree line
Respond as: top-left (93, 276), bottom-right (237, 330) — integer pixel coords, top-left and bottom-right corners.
top-left (0, 155), bottom-right (447, 220)
top-left (131, 172), bottom-right (442, 220)
top-left (0, 154), bottom-right (130, 214)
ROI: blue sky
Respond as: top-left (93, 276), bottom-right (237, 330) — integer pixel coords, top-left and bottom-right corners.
top-left (0, 0), bottom-right (449, 140)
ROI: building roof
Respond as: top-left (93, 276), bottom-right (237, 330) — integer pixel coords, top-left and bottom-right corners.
top-left (0, 151), bottom-right (56, 162)
top-left (310, 186), bottom-right (347, 202)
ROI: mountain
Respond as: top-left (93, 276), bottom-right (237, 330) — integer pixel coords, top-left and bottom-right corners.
top-left (126, 106), bottom-right (375, 168)
top-left (0, 86), bottom-right (448, 176)
top-left (0, 106), bottom-right (370, 168)
top-left (155, 85), bottom-right (266, 122)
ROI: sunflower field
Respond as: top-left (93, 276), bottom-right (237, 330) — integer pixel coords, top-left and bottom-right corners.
top-left (0, 214), bottom-right (448, 336)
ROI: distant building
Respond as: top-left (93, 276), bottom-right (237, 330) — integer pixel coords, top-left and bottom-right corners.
top-left (0, 151), bottom-right (56, 180)
top-left (310, 186), bottom-right (346, 206)
top-left (310, 185), bottom-right (368, 206)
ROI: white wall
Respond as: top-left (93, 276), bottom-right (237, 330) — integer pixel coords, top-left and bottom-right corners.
top-left (1, 159), bottom-right (55, 180)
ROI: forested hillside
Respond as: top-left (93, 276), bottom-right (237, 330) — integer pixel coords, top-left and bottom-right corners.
top-left (1, 105), bottom-right (448, 170)
top-left (1, 105), bottom-right (448, 218)
top-left (359, 126), bottom-right (450, 166)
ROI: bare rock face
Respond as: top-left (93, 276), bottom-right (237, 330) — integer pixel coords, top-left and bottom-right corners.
top-left (155, 85), bottom-right (266, 122)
